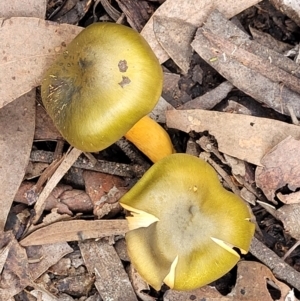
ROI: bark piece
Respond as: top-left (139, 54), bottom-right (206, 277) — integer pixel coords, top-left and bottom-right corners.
top-left (179, 81), bottom-right (234, 110)
top-left (250, 237), bottom-right (300, 291)
top-left (79, 239), bottom-right (138, 301)
top-left (191, 10), bottom-right (300, 118)
top-left (116, 0), bottom-right (155, 32)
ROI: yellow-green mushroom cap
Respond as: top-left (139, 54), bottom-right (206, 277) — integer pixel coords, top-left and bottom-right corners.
top-left (41, 22), bottom-right (163, 152)
top-left (120, 153), bottom-right (255, 291)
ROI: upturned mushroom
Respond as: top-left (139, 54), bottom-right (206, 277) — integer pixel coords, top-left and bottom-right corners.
top-left (41, 22), bottom-right (173, 162)
top-left (120, 153), bottom-right (255, 291)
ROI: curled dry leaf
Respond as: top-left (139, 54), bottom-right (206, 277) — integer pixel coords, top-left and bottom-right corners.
top-left (255, 136), bottom-right (300, 202)
top-left (276, 203), bottom-right (300, 240)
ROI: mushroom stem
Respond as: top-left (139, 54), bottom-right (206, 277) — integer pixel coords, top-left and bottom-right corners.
top-left (124, 115), bottom-right (174, 162)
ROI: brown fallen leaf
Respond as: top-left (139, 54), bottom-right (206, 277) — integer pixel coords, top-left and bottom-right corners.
top-left (79, 239), bottom-right (138, 301)
top-left (20, 220), bottom-right (128, 246)
top-left (83, 170), bottom-right (128, 218)
top-left (153, 16), bottom-right (196, 73)
top-left (0, 91), bottom-right (35, 231)
top-left (166, 109), bottom-right (300, 166)
top-left (255, 136), bottom-right (300, 202)
top-left (141, 0), bottom-right (263, 64)
top-left (0, 17), bottom-right (82, 108)
top-left (179, 81), bottom-right (234, 110)
top-left (277, 191), bottom-right (300, 204)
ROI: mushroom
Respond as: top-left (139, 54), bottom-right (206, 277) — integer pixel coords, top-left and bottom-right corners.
top-left (120, 153), bottom-right (255, 291)
top-left (41, 22), bottom-right (173, 162)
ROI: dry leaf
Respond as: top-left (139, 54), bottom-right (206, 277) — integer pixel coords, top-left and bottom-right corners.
top-left (164, 261), bottom-right (291, 301)
top-left (79, 239), bottom-right (138, 301)
top-left (0, 91), bottom-right (35, 231)
top-left (0, 0), bottom-right (46, 18)
top-left (127, 265), bottom-right (155, 301)
top-left (35, 104), bottom-right (62, 141)
top-left (277, 191), bottom-right (300, 204)
top-left (20, 220), bottom-right (128, 246)
top-left (276, 203), bottom-right (300, 240)
top-left (228, 261), bottom-right (291, 301)
top-left (32, 148), bottom-right (82, 224)
top-left (153, 16), bottom-right (196, 73)
top-left (141, 0), bottom-right (263, 64)
top-left (26, 243), bottom-right (73, 280)
top-left (0, 231), bottom-right (32, 300)
top-left (0, 17), bottom-right (82, 108)
top-left (166, 109), bottom-right (300, 166)
top-left (255, 136), bottom-right (300, 202)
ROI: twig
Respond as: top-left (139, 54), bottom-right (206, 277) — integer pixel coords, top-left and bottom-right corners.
top-left (30, 150), bottom-right (147, 178)
top-left (250, 237), bottom-right (300, 291)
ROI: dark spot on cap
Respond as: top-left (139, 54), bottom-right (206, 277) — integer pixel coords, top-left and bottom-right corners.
top-left (118, 60), bottom-right (128, 72)
top-left (118, 76), bottom-right (131, 88)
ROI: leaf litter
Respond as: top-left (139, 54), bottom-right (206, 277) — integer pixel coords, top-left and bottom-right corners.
top-left (2, 0), bottom-right (300, 300)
